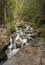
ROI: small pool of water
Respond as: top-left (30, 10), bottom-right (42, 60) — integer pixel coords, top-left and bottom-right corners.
top-left (0, 58), bottom-right (7, 65)
top-left (0, 60), bottom-right (4, 65)
top-left (0, 62), bottom-right (3, 65)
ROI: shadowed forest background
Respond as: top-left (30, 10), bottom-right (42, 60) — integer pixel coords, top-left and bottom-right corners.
top-left (0, 0), bottom-right (45, 24)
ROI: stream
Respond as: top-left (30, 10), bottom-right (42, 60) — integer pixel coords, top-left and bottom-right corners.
top-left (0, 24), bottom-right (44, 65)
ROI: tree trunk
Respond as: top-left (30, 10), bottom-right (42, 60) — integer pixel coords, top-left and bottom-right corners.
top-left (4, 4), bottom-right (7, 27)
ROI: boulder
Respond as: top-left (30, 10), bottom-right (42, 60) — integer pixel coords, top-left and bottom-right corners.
top-left (3, 45), bottom-right (45, 65)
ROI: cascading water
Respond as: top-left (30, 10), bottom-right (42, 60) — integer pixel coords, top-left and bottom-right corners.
top-left (7, 37), bottom-right (13, 53)
top-left (12, 38), bottom-right (16, 49)
top-left (6, 36), bottom-right (20, 59)
top-left (6, 34), bottom-right (28, 59)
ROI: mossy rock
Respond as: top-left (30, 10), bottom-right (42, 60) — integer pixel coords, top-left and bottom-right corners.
top-left (0, 51), bottom-right (7, 60)
top-left (16, 43), bottom-right (21, 48)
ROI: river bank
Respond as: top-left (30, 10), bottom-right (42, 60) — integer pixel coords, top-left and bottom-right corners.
top-left (0, 22), bottom-right (45, 65)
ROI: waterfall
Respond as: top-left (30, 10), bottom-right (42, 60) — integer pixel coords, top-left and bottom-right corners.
top-left (12, 38), bottom-right (16, 49)
top-left (21, 38), bottom-right (27, 47)
top-left (7, 37), bottom-right (13, 53)
top-left (10, 36), bottom-right (12, 44)
top-left (15, 35), bottom-right (19, 41)
top-left (6, 36), bottom-right (20, 59)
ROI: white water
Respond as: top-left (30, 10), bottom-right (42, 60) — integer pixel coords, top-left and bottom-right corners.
top-left (7, 49), bottom-right (20, 59)
top-left (6, 25), bottom-right (34, 59)
top-left (6, 36), bottom-right (21, 59)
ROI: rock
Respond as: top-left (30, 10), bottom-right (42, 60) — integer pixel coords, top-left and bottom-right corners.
top-left (36, 28), bottom-right (45, 33)
top-left (3, 45), bottom-right (45, 65)
top-left (0, 28), bottom-right (9, 50)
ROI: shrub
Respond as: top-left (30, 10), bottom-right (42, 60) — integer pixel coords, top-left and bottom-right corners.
top-left (41, 31), bottom-right (45, 39)
top-left (34, 18), bottom-right (41, 28)
top-left (6, 30), bottom-right (11, 36)
top-left (20, 21), bottom-right (25, 28)
top-left (10, 25), bottom-right (16, 34)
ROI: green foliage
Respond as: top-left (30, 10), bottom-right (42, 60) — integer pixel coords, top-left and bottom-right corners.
top-left (0, 0), bottom-right (4, 24)
top-left (6, 22), bottom-right (16, 36)
top-left (34, 18), bottom-right (45, 29)
top-left (0, 0), bottom-right (16, 25)
top-left (20, 21), bottom-right (25, 28)
top-left (34, 18), bottom-right (41, 28)
top-left (41, 31), bottom-right (45, 39)
top-left (10, 25), bottom-right (16, 34)
top-left (6, 30), bottom-right (11, 36)
top-left (6, 0), bottom-right (16, 22)
top-left (16, 0), bottom-right (43, 21)
top-left (0, 0), bottom-right (45, 27)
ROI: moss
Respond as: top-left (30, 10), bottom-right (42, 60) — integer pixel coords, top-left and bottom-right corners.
top-left (0, 51), bottom-right (7, 59)
top-left (40, 31), bottom-right (45, 39)
top-left (16, 43), bottom-right (21, 48)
